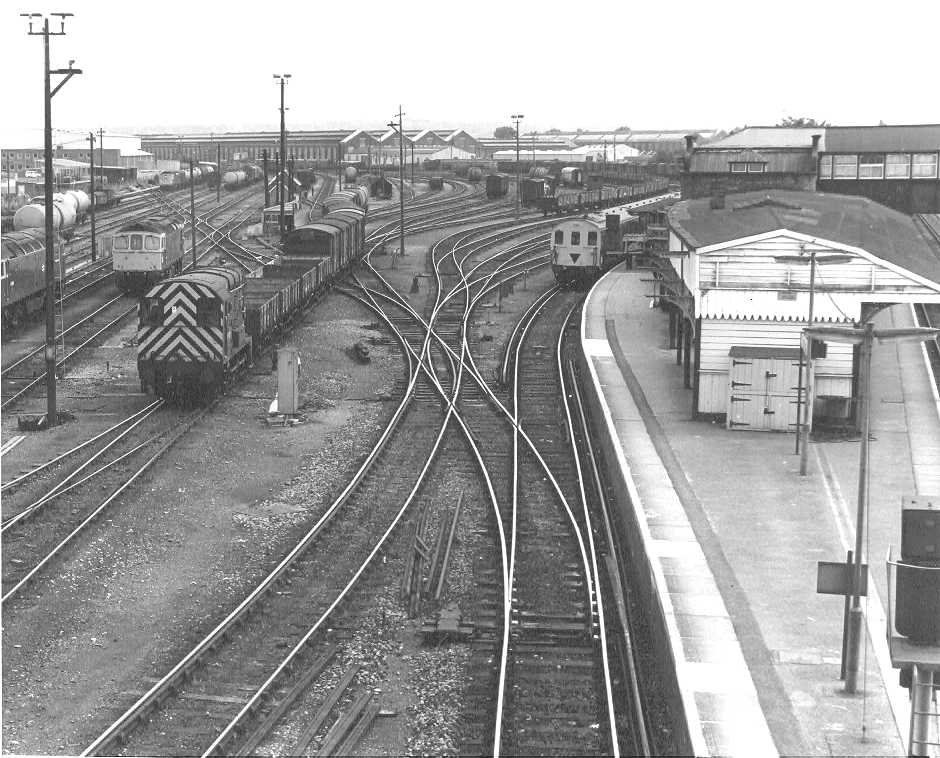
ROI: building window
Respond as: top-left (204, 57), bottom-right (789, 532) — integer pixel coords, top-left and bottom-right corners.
top-left (747, 162), bottom-right (766, 173)
top-left (833, 154), bottom-right (858, 179)
top-left (858, 154), bottom-right (885, 179)
top-left (730, 162), bottom-right (746, 173)
top-left (818, 155), bottom-right (833, 179)
top-left (885, 154), bottom-right (911, 179)
top-left (571, 231), bottom-right (581, 245)
top-left (913, 153), bottom-right (939, 179)
top-left (587, 231), bottom-right (598, 246)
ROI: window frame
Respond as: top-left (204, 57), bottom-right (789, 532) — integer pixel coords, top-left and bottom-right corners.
top-left (912, 153), bottom-right (939, 179)
top-left (587, 231), bottom-right (598, 246)
top-left (144, 235), bottom-right (161, 251)
top-left (729, 162), bottom-right (747, 173)
top-left (858, 153), bottom-right (885, 179)
top-left (818, 155), bottom-right (833, 180)
top-left (885, 153), bottom-right (911, 179)
top-left (130, 234), bottom-right (144, 251)
top-left (554, 230), bottom-right (563, 244)
top-left (746, 162), bottom-right (766, 173)
top-left (832, 154), bottom-right (859, 180)
top-left (113, 235), bottom-right (129, 251)
top-left (196, 299), bottom-right (221, 329)
top-left (570, 231), bottom-right (581, 246)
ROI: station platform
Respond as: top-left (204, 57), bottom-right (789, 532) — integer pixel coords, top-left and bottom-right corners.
top-left (580, 268), bottom-right (940, 756)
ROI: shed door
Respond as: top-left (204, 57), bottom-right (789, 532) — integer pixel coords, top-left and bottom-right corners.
top-left (727, 354), bottom-right (802, 432)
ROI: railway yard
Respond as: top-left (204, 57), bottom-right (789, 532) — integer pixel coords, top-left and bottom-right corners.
top-left (3, 122), bottom-right (940, 758)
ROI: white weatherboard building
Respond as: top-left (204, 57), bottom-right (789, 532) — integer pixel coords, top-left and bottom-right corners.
top-left (661, 190), bottom-right (940, 430)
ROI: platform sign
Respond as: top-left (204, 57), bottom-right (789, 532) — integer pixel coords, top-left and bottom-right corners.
top-left (817, 560), bottom-right (868, 596)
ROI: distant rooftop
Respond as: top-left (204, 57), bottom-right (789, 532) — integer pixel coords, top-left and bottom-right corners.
top-left (701, 128), bottom-right (825, 150)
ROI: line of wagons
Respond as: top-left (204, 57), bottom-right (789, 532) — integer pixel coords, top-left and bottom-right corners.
top-left (136, 185), bottom-right (370, 399)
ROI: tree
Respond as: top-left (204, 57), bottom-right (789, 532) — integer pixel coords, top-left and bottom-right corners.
top-left (493, 126), bottom-right (515, 139)
top-left (776, 116), bottom-right (829, 128)
top-left (616, 125), bottom-right (630, 132)
top-left (545, 128), bottom-right (562, 134)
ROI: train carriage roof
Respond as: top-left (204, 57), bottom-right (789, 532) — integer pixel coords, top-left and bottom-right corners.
top-left (117, 216), bottom-right (182, 233)
top-left (2, 229), bottom-right (45, 259)
top-left (288, 222), bottom-right (343, 238)
top-left (146, 266), bottom-right (245, 301)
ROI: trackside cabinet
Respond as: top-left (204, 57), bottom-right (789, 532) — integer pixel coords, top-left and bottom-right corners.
top-left (726, 346), bottom-right (802, 432)
top-left (896, 495), bottom-right (940, 643)
top-left (276, 346), bottom-right (301, 414)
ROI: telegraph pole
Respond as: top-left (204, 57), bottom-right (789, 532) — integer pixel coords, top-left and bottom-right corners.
top-left (512, 113), bottom-right (524, 218)
top-left (388, 106), bottom-right (406, 257)
top-left (216, 142), bottom-right (221, 203)
top-left (98, 127), bottom-right (104, 178)
top-left (273, 73), bottom-right (290, 244)
top-left (189, 159), bottom-right (196, 268)
top-left (23, 12), bottom-right (80, 429)
top-left (289, 153), bottom-right (294, 201)
top-left (88, 132), bottom-right (97, 262)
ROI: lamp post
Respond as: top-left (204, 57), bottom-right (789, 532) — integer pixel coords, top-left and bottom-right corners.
top-left (23, 12), bottom-right (81, 429)
top-left (389, 106), bottom-right (406, 257)
top-left (512, 113), bottom-right (524, 218)
top-left (773, 249), bottom-right (852, 471)
top-left (803, 322), bottom-right (939, 694)
top-left (273, 73), bottom-right (290, 244)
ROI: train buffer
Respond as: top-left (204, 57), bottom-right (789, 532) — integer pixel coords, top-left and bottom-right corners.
top-left (421, 602), bottom-right (474, 642)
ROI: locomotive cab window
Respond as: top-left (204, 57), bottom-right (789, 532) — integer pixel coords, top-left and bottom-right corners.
top-left (130, 234), bottom-right (144, 251)
top-left (144, 235), bottom-right (161, 251)
top-left (587, 231), bottom-right (598, 246)
top-left (113, 235), bottom-right (129, 251)
top-left (554, 230), bottom-right (563, 244)
top-left (196, 300), bottom-right (221, 328)
top-left (140, 298), bottom-right (164, 326)
top-left (571, 231), bottom-right (581, 245)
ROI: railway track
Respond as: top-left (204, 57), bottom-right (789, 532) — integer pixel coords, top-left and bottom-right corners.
top-left (1, 187), bottom-right (265, 410)
top-left (0, 400), bottom-right (210, 605)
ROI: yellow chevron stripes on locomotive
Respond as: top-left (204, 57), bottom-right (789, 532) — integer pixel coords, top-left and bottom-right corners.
top-left (138, 326), bottom-right (224, 361)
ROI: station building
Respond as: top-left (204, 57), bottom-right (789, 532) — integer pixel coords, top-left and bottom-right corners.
top-left (683, 125), bottom-right (940, 213)
top-left (655, 189), bottom-right (940, 428)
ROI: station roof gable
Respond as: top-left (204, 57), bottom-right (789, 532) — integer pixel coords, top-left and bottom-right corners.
top-left (703, 128), bottom-right (824, 150)
top-left (669, 189), bottom-right (940, 286)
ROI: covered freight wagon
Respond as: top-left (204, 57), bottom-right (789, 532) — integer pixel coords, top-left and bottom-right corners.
top-left (486, 173), bottom-right (509, 199)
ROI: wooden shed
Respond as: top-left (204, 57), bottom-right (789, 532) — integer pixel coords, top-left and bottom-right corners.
top-left (661, 189), bottom-right (940, 428)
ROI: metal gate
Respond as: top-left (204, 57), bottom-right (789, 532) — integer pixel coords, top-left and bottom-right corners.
top-left (727, 346), bottom-right (802, 432)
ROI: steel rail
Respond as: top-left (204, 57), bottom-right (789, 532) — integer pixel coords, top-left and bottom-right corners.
top-left (1, 401), bottom-right (166, 531)
top-left (82, 298), bottom-right (429, 756)
top-left (565, 356), bottom-right (651, 756)
top-left (0, 400), bottom-right (163, 492)
top-left (2, 405), bottom-right (210, 606)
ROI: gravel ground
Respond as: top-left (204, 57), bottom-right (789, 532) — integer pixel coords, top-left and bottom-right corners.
top-left (1, 289), bottom-right (403, 755)
top-left (1, 203), bottom-right (560, 756)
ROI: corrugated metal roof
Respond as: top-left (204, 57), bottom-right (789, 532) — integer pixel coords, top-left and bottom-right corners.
top-left (823, 125), bottom-right (940, 152)
top-left (703, 128), bottom-right (824, 150)
top-left (688, 149), bottom-right (816, 173)
top-left (668, 189), bottom-right (940, 286)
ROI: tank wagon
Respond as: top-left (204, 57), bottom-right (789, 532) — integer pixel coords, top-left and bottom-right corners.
top-left (343, 166), bottom-right (359, 184)
top-left (550, 190), bottom-right (680, 285)
top-left (13, 190), bottom-right (90, 239)
top-left (222, 165), bottom-right (262, 191)
top-left (107, 216), bottom-right (185, 293)
top-left (1, 229), bottom-right (59, 326)
top-left (137, 189), bottom-right (369, 400)
top-left (485, 173), bottom-right (509, 199)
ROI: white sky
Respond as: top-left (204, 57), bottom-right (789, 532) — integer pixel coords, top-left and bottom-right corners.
top-left (2, 0), bottom-right (938, 143)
